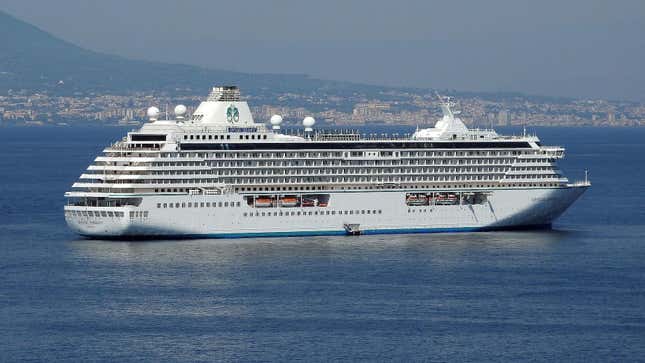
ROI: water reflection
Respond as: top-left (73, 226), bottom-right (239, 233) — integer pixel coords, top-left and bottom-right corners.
top-left (64, 229), bottom-right (582, 337)
top-left (68, 229), bottom-right (573, 267)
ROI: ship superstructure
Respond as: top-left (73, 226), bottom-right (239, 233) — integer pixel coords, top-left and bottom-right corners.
top-left (64, 86), bottom-right (589, 238)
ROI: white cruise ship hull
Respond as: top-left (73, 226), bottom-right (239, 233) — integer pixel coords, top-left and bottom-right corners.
top-left (63, 86), bottom-right (590, 239)
top-left (64, 185), bottom-right (587, 238)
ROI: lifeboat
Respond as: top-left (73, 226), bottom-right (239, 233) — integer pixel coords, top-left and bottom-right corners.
top-left (435, 194), bottom-right (458, 205)
top-left (406, 194), bottom-right (428, 206)
top-left (280, 197), bottom-right (298, 207)
top-left (301, 198), bottom-right (318, 207)
top-left (254, 197), bottom-right (274, 208)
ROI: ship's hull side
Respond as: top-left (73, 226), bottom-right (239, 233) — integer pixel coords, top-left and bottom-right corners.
top-left (64, 185), bottom-right (587, 239)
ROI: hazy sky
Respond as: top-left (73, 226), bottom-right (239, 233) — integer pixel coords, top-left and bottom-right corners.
top-left (2, 0), bottom-right (644, 101)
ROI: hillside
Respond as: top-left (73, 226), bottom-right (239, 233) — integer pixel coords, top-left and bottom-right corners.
top-left (0, 10), bottom-right (374, 97)
top-left (0, 10), bottom-right (584, 108)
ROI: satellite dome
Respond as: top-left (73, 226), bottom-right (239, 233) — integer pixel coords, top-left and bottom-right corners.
top-left (303, 117), bottom-right (316, 135)
top-left (147, 106), bottom-right (160, 120)
top-left (303, 116), bottom-right (315, 128)
top-left (270, 114), bottom-right (283, 125)
top-left (174, 104), bottom-right (187, 119)
top-left (270, 114), bottom-right (283, 130)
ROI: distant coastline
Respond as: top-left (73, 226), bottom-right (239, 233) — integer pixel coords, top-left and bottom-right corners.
top-left (1, 89), bottom-right (642, 128)
top-left (1, 10), bottom-right (643, 128)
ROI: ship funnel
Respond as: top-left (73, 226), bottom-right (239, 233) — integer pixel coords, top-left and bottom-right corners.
top-left (207, 86), bottom-right (240, 101)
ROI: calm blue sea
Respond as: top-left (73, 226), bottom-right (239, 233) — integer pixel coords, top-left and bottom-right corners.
top-left (1, 126), bottom-right (644, 362)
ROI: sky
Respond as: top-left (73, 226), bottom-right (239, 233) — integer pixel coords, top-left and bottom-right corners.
top-left (2, 0), bottom-right (644, 101)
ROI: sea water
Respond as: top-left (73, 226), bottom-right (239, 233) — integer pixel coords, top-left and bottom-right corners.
top-left (1, 126), bottom-right (644, 361)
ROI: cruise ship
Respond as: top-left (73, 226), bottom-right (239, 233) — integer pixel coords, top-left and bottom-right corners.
top-left (64, 86), bottom-right (590, 238)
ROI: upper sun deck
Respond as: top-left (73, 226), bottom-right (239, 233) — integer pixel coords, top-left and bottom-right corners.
top-left (123, 85), bottom-right (542, 151)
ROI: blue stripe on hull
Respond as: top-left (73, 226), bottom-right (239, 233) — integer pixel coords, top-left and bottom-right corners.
top-left (208, 224), bottom-right (550, 238)
top-left (85, 224), bottom-right (552, 240)
top-left (203, 230), bottom-right (348, 238)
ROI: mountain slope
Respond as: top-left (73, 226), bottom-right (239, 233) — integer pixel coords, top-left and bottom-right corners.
top-left (0, 10), bottom-right (362, 96)
top-left (0, 10), bottom-right (577, 105)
